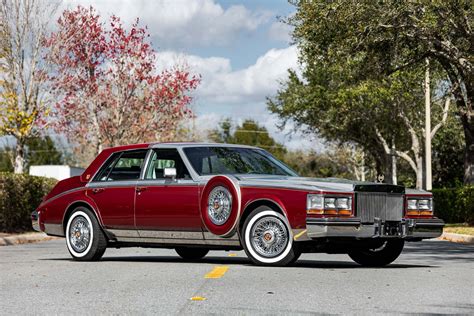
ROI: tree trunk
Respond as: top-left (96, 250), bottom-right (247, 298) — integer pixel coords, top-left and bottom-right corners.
top-left (415, 156), bottom-right (423, 189)
top-left (461, 113), bottom-right (474, 184)
top-left (14, 139), bottom-right (26, 174)
top-left (391, 139), bottom-right (397, 185)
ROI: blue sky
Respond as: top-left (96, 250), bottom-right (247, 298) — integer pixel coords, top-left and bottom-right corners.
top-left (61, 0), bottom-right (319, 150)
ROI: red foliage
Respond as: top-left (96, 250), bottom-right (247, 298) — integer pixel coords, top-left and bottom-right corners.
top-left (44, 6), bottom-right (200, 155)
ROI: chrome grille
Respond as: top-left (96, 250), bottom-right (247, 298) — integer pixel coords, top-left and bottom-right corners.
top-left (356, 193), bottom-right (404, 223)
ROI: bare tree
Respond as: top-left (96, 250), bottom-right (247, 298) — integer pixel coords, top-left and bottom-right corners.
top-left (0, 0), bottom-right (58, 173)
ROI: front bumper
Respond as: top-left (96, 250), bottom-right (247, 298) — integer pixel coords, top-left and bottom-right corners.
top-left (31, 210), bottom-right (41, 232)
top-left (306, 217), bottom-right (444, 240)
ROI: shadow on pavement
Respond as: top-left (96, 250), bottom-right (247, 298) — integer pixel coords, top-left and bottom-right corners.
top-left (41, 255), bottom-right (433, 269)
top-left (403, 240), bottom-right (474, 263)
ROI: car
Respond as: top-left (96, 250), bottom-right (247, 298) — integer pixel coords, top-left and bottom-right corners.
top-left (31, 142), bottom-right (444, 266)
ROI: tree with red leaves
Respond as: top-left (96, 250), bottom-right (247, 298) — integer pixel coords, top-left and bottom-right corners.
top-left (45, 6), bottom-right (200, 160)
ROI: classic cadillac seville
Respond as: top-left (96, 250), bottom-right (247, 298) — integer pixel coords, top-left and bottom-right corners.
top-left (31, 142), bottom-right (444, 266)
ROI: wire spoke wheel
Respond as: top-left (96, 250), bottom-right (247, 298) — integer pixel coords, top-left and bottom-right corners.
top-left (69, 216), bottom-right (91, 253)
top-left (250, 216), bottom-right (289, 258)
top-left (207, 186), bottom-right (232, 226)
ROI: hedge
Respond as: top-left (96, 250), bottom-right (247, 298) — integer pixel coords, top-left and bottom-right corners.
top-left (0, 173), bottom-right (57, 233)
top-left (432, 186), bottom-right (474, 225)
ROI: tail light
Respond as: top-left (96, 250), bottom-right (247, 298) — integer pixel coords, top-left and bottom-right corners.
top-left (307, 194), bottom-right (353, 217)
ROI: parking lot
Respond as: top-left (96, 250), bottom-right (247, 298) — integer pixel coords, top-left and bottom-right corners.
top-left (1, 239), bottom-right (473, 315)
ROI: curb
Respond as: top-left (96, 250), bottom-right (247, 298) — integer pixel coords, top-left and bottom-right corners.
top-left (438, 232), bottom-right (474, 244)
top-left (0, 232), bottom-right (59, 246)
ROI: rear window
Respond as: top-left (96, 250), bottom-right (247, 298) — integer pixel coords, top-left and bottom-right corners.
top-left (93, 150), bottom-right (147, 181)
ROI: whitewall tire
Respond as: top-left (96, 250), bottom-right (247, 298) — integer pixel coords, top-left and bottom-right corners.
top-left (242, 206), bottom-right (299, 266)
top-left (65, 207), bottom-right (107, 261)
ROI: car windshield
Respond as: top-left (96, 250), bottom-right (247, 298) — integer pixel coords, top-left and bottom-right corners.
top-left (183, 146), bottom-right (298, 176)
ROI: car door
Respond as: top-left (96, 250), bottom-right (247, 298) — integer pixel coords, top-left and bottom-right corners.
top-left (134, 148), bottom-right (202, 234)
top-left (87, 149), bottom-right (148, 232)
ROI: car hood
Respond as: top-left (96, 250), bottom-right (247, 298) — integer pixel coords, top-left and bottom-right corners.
top-left (235, 175), bottom-right (422, 194)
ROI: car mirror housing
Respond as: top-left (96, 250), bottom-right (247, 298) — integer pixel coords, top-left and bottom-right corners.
top-left (164, 167), bottom-right (177, 179)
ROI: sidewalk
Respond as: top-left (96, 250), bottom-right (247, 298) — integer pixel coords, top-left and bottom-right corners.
top-left (438, 232), bottom-right (474, 244)
top-left (0, 232), bottom-right (60, 246)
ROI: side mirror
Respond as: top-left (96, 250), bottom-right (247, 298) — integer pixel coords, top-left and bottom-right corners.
top-left (164, 167), bottom-right (177, 179)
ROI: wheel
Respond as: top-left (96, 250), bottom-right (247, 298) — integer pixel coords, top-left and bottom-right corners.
top-left (175, 247), bottom-right (209, 260)
top-left (65, 207), bottom-right (107, 261)
top-left (241, 206), bottom-right (298, 266)
top-left (348, 239), bottom-right (405, 267)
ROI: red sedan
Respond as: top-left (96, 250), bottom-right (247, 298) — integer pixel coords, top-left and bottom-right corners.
top-left (32, 143), bottom-right (444, 266)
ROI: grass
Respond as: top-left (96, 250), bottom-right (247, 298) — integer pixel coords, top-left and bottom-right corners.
top-left (444, 224), bottom-right (474, 235)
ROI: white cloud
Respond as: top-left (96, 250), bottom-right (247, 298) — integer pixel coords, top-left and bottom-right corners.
top-left (268, 21), bottom-right (293, 43)
top-left (156, 45), bottom-right (299, 104)
top-left (62, 0), bottom-right (271, 47)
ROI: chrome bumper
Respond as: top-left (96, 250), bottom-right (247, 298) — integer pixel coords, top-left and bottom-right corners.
top-left (31, 210), bottom-right (41, 232)
top-left (306, 217), bottom-right (444, 239)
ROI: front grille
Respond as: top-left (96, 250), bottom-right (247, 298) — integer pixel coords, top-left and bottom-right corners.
top-left (356, 192), bottom-right (404, 223)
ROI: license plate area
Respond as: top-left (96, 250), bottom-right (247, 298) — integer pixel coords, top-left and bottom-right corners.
top-left (374, 219), bottom-right (405, 237)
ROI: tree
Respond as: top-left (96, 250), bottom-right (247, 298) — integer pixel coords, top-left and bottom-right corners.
top-left (209, 118), bottom-right (287, 159)
top-left (0, 136), bottom-right (63, 172)
top-left (0, 0), bottom-right (58, 173)
top-left (44, 6), bottom-right (200, 160)
top-left (284, 1), bottom-right (473, 184)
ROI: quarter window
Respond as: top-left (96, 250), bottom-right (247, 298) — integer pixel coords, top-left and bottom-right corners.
top-left (94, 150), bottom-right (147, 181)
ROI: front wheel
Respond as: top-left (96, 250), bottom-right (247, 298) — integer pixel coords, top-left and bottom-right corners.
top-left (65, 207), bottom-right (107, 261)
top-left (348, 239), bottom-right (405, 267)
top-left (241, 206), bottom-right (298, 266)
top-left (175, 247), bottom-right (209, 260)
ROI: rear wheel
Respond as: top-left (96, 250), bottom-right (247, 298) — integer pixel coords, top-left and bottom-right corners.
top-left (348, 239), bottom-right (404, 267)
top-left (175, 247), bottom-right (209, 260)
top-left (241, 206), bottom-right (298, 266)
top-left (65, 207), bottom-right (107, 261)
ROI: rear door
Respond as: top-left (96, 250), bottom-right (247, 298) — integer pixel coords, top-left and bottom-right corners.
top-left (134, 148), bottom-right (202, 233)
top-left (87, 149), bottom-right (148, 231)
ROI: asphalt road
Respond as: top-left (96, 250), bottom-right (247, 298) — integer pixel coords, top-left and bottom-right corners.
top-left (1, 239), bottom-right (473, 315)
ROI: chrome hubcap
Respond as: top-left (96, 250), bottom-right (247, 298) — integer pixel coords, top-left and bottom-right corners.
top-left (207, 186), bottom-right (232, 225)
top-left (69, 216), bottom-right (90, 253)
top-left (251, 216), bottom-right (288, 258)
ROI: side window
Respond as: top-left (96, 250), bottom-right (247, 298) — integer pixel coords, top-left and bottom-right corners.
top-left (93, 153), bottom-right (121, 181)
top-left (145, 149), bottom-right (190, 180)
top-left (94, 150), bottom-right (147, 181)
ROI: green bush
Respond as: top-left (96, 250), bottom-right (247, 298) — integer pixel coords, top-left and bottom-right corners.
top-left (432, 186), bottom-right (474, 225)
top-left (0, 173), bottom-right (57, 233)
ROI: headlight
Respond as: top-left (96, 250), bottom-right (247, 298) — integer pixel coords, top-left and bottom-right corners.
top-left (406, 197), bottom-right (433, 217)
top-left (307, 194), bottom-right (353, 216)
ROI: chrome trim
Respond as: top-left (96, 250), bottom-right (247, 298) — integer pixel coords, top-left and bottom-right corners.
top-left (136, 179), bottom-right (198, 186)
top-left (31, 211), bottom-right (40, 232)
top-left (42, 187), bottom-right (86, 205)
top-left (114, 237), bottom-right (240, 246)
top-left (203, 232), bottom-right (239, 241)
top-left (44, 223), bottom-right (65, 236)
top-left (306, 218), bottom-right (444, 239)
top-left (140, 149), bottom-right (154, 180)
top-left (138, 230), bottom-right (203, 239)
top-left (108, 229), bottom-right (140, 238)
top-left (86, 181), bottom-right (138, 188)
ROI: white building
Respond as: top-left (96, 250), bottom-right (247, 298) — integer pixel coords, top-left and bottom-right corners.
top-left (29, 165), bottom-right (85, 181)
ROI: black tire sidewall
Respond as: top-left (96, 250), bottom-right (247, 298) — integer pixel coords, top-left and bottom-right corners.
top-left (349, 239), bottom-right (405, 267)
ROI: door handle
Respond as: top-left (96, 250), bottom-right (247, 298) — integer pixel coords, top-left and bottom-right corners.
top-left (136, 187), bottom-right (147, 193)
top-left (91, 188), bottom-right (104, 194)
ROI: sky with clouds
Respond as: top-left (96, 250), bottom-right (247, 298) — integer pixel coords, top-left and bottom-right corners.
top-left (61, 0), bottom-right (321, 151)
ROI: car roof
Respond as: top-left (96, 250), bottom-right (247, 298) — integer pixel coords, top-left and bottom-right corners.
top-left (149, 142), bottom-right (259, 149)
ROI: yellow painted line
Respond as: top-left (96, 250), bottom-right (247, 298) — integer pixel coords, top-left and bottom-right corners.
top-left (205, 266), bottom-right (229, 279)
top-left (228, 253), bottom-right (237, 257)
top-left (190, 296), bottom-right (206, 301)
top-left (293, 229), bottom-right (307, 240)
